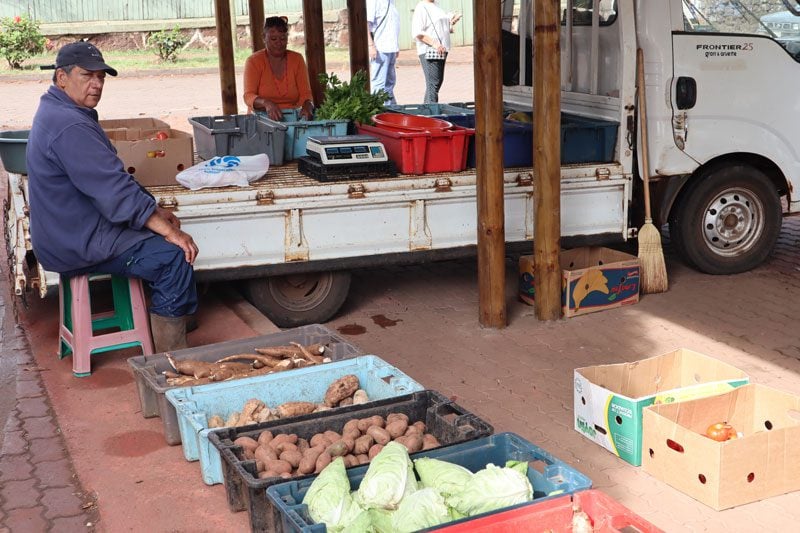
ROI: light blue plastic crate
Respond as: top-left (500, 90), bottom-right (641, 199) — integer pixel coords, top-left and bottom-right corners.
top-left (256, 109), bottom-right (349, 161)
top-left (267, 432), bottom-right (593, 533)
top-left (165, 355), bottom-right (423, 485)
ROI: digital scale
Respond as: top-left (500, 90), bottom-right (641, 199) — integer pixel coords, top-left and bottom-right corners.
top-left (298, 135), bottom-right (397, 182)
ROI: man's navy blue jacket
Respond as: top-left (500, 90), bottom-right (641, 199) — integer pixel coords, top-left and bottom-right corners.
top-left (26, 85), bottom-right (156, 274)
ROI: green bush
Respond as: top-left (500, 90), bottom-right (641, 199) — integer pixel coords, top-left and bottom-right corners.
top-left (0, 15), bottom-right (46, 69)
top-left (149, 26), bottom-right (187, 62)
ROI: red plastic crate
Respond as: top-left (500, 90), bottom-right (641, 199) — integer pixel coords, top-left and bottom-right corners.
top-left (437, 490), bottom-right (663, 533)
top-left (356, 123), bottom-right (473, 175)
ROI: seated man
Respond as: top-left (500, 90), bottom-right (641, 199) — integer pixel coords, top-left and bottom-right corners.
top-left (26, 41), bottom-right (199, 353)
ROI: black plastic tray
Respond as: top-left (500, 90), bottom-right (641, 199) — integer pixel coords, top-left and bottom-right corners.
top-left (208, 390), bottom-right (494, 533)
top-left (126, 324), bottom-right (362, 445)
top-left (297, 156), bottom-right (397, 182)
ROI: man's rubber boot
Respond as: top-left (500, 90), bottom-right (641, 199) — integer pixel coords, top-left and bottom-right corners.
top-left (150, 314), bottom-right (188, 353)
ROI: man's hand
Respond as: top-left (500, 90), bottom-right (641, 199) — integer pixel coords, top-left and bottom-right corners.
top-left (157, 206), bottom-right (181, 229)
top-left (165, 228), bottom-right (199, 265)
top-left (145, 207), bottom-right (199, 264)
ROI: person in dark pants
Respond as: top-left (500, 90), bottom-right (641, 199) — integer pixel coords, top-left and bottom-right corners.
top-left (412, 0), bottom-right (461, 103)
top-left (26, 42), bottom-right (199, 353)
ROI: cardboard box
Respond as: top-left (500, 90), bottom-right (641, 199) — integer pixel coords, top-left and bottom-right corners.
top-left (642, 384), bottom-right (800, 509)
top-left (518, 247), bottom-right (640, 317)
top-left (573, 349), bottom-right (749, 466)
top-left (100, 118), bottom-right (193, 187)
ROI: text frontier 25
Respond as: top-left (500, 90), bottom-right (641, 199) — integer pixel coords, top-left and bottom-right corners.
top-left (696, 42), bottom-right (754, 58)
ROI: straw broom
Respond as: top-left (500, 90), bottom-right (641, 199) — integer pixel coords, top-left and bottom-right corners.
top-left (636, 48), bottom-right (668, 294)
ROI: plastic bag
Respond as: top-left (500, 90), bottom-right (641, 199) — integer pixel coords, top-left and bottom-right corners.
top-left (175, 154), bottom-right (269, 190)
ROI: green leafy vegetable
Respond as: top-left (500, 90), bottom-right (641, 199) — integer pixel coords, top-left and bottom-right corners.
top-left (447, 463), bottom-right (533, 517)
top-left (414, 457), bottom-right (473, 497)
top-left (391, 488), bottom-right (451, 532)
top-left (505, 460), bottom-right (529, 477)
top-left (316, 70), bottom-right (389, 124)
top-left (355, 441), bottom-right (418, 510)
top-left (368, 508), bottom-right (396, 533)
top-left (302, 457), bottom-right (366, 532)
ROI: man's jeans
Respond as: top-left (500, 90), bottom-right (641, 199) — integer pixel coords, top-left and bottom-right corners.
top-left (370, 50), bottom-right (398, 104)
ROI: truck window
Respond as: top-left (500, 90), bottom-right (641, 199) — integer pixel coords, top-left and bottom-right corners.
top-left (682, 0), bottom-right (800, 60)
top-left (561, 0), bottom-right (617, 26)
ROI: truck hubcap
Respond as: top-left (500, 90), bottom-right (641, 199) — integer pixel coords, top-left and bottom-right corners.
top-left (702, 188), bottom-right (764, 257)
top-left (269, 274), bottom-right (333, 312)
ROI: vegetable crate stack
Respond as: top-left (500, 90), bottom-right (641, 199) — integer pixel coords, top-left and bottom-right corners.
top-left (266, 433), bottom-right (592, 532)
top-left (573, 348), bottom-right (749, 465)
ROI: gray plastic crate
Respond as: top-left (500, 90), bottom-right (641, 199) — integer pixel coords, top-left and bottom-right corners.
top-left (188, 114), bottom-right (288, 164)
top-left (126, 324), bottom-right (362, 445)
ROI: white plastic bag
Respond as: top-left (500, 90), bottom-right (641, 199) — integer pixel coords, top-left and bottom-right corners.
top-left (176, 154), bottom-right (269, 190)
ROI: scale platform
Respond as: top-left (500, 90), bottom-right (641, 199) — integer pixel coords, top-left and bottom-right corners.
top-left (297, 156), bottom-right (397, 182)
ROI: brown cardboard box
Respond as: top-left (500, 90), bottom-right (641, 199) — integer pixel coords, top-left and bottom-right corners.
top-left (100, 118), bottom-right (193, 187)
top-left (642, 383), bottom-right (800, 510)
top-left (518, 247), bottom-right (640, 317)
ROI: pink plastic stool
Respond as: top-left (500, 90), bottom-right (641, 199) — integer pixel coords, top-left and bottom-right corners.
top-left (58, 274), bottom-right (154, 377)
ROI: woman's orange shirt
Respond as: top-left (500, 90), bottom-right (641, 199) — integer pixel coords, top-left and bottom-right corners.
top-left (243, 50), bottom-right (313, 112)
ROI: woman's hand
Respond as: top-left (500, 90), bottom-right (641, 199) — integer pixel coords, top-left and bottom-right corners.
top-left (299, 100), bottom-right (314, 121)
top-left (255, 97), bottom-right (283, 121)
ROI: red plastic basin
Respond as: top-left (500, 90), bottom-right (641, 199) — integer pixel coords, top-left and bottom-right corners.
top-left (371, 112), bottom-right (453, 132)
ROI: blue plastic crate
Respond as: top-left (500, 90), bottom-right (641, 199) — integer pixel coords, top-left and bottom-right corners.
top-left (561, 113), bottom-right (618, 164)
top-left (267, 432), bottom-right (592, 533)
top-left (165, 355), bottom-right (423, 485)
top-left (256, 109), bottom-right (349, 161)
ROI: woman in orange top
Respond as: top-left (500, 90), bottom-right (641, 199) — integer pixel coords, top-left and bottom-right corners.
top-left (243, 16), bottom-right (314, 120)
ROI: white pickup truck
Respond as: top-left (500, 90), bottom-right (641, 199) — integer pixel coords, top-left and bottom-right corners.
top-left (6, 0), bottom-right (800, 326)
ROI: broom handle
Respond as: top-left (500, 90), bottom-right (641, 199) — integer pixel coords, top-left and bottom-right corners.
top-left (636, 48), bottom-right (653, 224)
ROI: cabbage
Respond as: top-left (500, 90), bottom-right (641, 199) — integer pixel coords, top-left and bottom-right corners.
top-left (302, 457), bottom-right (367, 532)
top-left (391, 487), bottom-right (451, 532)
top-left (414, 457), bottom-right (473, 496)
top-left (368, 508), bottom-right (396, 533)
top-left (505, 460), bottom-right (529, 477)
top-left (447, 463), bottom-right (533, 517)
top-left (355, 441), bottom-right (418, 510)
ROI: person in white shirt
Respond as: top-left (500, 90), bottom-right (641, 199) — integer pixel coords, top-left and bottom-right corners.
top-left (367, 0), bottom-right (400, 104)
top-left (411, 0), bottom-right (461, 103)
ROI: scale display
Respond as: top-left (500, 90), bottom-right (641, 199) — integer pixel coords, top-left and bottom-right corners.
top-left (306, 135), bottom-right (388, 165)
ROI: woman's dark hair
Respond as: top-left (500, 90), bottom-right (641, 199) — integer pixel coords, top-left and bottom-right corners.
top-left (264, 16), bottom-right (289, 33)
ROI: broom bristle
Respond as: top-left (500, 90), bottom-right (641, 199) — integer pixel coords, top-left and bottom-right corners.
top-left (637, 222), bottom-right (668, 294)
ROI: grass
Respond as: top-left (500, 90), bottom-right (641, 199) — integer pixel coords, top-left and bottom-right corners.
top-left (0, 45), bottom-right (352, 77)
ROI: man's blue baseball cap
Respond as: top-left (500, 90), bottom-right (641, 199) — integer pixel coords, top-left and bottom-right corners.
top-left (53, 41), bottom-right (118, 76)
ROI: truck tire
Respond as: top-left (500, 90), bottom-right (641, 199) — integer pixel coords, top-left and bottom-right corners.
top-left (668, 165), bottom-right (781, 274)
top-left (243, 271), bottom-right (351, 328)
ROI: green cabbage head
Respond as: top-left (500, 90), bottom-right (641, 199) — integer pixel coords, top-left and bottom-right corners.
top-left (414, 457), bottom-right (473, 497)
top-left (447, 463), bottom-right (533, 517)
top-left (355, 441), bottom-right (418, 510)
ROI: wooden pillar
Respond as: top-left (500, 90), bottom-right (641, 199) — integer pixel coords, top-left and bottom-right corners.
top-left (533, 0), bottom-right (561, 320)
top-left (474, 0), bottom-right (506, 329)
top-left (304, 1), bottom-right (327, 107)
top-left (229, 0), bottom-right (238, 50)
top-left (248, 0), bottom-right (265, 52)
top-left (215, 0), bottom-right (238, 115)
top-left (347, 0), bottom-right (370, 82)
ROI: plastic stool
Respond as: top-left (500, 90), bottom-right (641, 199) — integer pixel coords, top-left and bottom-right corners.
top-left (59, 274), bottom-right (154, 377)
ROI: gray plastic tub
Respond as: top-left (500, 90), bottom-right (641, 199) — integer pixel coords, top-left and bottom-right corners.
top-left (0, 130), bottom-right (29, 174)
top-left (188, 114), bottom-right (288, 164)
top-left (127, 324), bottom-right (362, 445)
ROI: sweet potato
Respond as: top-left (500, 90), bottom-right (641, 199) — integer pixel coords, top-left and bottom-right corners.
top-left (387, 413), bottom-right (409, 425)
top-left (297, 438), bottom-right (310, 454)
top-left (257, 431), bottom-right (274, 447)
top-left (280, 450), bottom-right (303, 469)
top-left (234, 436), bottom-right (260, 453)
top-left (298, 446), bottom-right (324, 475)
top-left (357, 417), bottom-right (372, 432)
top-left (343, 419), bottom-right (361, 435)
top-left (404, 425), bottom-right (422, 436)
top-left (273, 441), bottom-right (298, 455)
top-left (342, 427), bottom-right (361, 442)
top-left (243, 448), bottom-right (256, 461)
top-left (357, 454), bottom-right (370, 465)
top-left (368, 443), bottom-right (384, 459)
top-left (353, 434), bottom-right (374, 455)
top-left (256, 460), bottom-right (265, 472)
top-left (324, 375), bottom-right (360, 407)
top-left (343, 454), bottom-right (358, 468)
top-left (280, 472), bottom-right (292, 479)
top-left (270, 433), bottom-right (298, 446)
top-left (368, 415), bottom-right (385, 428)
top-left (412, 421), bottom-right (426, 433)
top-left (276, 401), bottom-right (317, 418)
top-left (259, 470), bottom-right (279, 479)
top-left (310, 433), bottom-right (328, 448)
top-left (353, 390), bottom-right (369, 405)
top-left (402, 434), bottom-right (423, 453)
top-left (326, 440), bottom-right (349, 457)
top-left (315, 452), bottom-right (332, 473)
top-left (422, 434), bottom-right (440, 450)
top-left (255, 445), bottom-right (278, 464)
top-left (264, 459), bottom-right (292, 475)
top-left (385, 420), bottom-right (409, 439)
top-left (367, 426), bottom-right (391, 446)
top-left (323, 430), bottom-right (342, 443)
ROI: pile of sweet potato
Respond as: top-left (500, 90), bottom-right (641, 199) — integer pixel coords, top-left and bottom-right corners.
top-left (233, 413), bottom-right (441, 480)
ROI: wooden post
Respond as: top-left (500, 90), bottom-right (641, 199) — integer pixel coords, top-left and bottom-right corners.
top-left (248, 0), bottom-right (265, 52)
top-left (533, 0), bottom-right (561, 320)
top-left (474, 0), bottom-right (506, 329)
top-left (303, 1), bottom-right (327, 107)
top-left (215, 0), bottom-right (238, 115)
top-left (229, 0), bottom-right (238, 50)
top-left (347, 0), bottom-right (370, 83)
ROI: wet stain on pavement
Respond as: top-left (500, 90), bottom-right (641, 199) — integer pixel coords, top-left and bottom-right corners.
top-left (104, 430), bottom-right (166, 457)
top-left (69, 368), bottom-right (133, 389)
top-left (370, 314), bottom-right (402, 328)
top-left (337, 323), bottom-right (366, 335)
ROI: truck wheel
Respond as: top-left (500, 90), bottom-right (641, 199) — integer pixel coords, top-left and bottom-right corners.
top-left (668, 165), bottom-right (781, 274)
top-left (243, 271), bottom-right (351, 328)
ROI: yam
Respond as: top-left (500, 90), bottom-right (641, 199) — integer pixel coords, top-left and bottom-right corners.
top-left (352, 389), bottom-right (369, 405)
top-left (326, 440), bottom-right (349, 457)
top-left (257, 431), bottom-right (274, 447)
top-left (366, 426), bottom-right (391, 446)
top-left (368, 443), bottom-right (384, 460)
top-left (263, 459), bottom-right (292, 475)
top-left (315, 452), bottom-right (332, 473)
top-left (255, 445), bottom-right (278, 464)
top-left (422, 434), bottom-right (440, 450)
top-left (225, 412), bottom-right (240, 427)
top-left (324, 375), bottom-right (360, 407)
top-left (280, 450), bottom-right (303, 469)
top-left (338, 397), bottom-right (354, 407)
top-left (298, 447), bottom-right (324, 475)
top-left (385, 420), bottom-right (409, 439)
top-left (255, 407), bottom-right (273, 423)
top-left (314, 405), bottom-right (332, 413)
top-left (353, 434), bottom-right (374, 455)
top-left (240, 399), bottom-right (266, 421)
top-left (208, 415), bottom-right (225, 429)
top-left (387, 413), bottom-right (409, 424)
top-left (276, 401), bottom-right (317, 419)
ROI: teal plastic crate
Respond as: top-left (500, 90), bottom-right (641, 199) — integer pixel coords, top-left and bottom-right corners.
top-left (267, 432), bottom-right (592, 533)
top-left (0, 130), bottom-right (29, 174)
top-left (256, 109), bottom-right (349, 161)
top-left (165, 355), bottom-right (423, 485)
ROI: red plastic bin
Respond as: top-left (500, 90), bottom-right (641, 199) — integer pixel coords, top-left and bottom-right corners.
top-left (436, 490), bottom-right (663, 533)
top-left (357, 122), bottom-right (473, 175)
